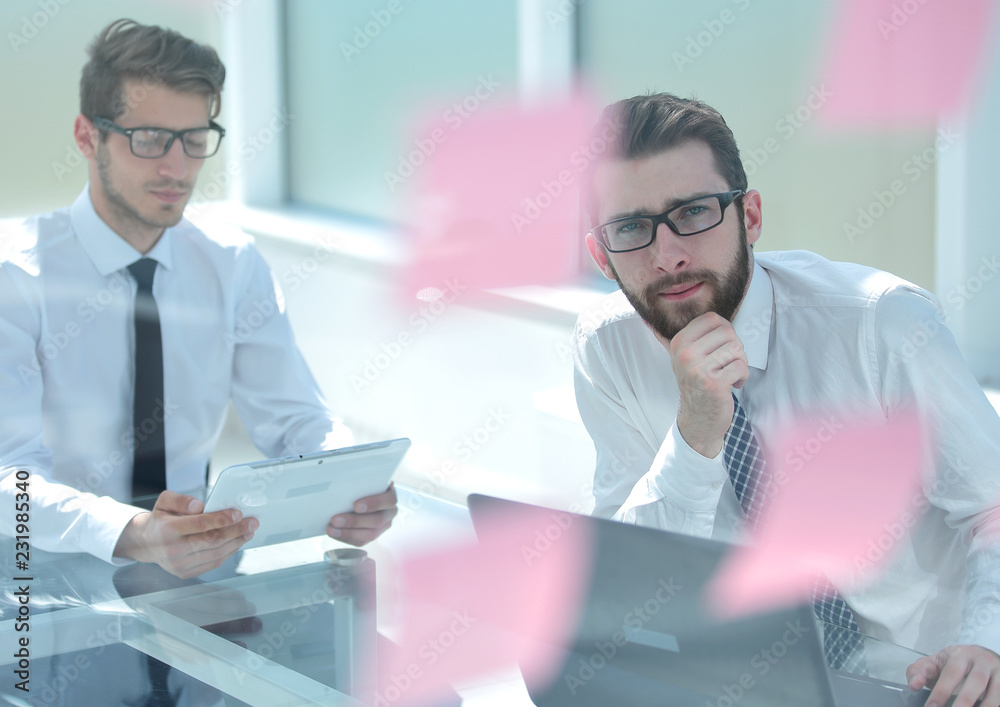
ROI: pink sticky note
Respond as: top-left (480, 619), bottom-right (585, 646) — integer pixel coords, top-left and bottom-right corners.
top-left (399, 92), bottom-right (597, 303)
top-left (821, 0), bottom-right (995, 126)
top-left (708, 412), bottom-right (926, 620)
top-left (378, 503), bottom-right (591, 706)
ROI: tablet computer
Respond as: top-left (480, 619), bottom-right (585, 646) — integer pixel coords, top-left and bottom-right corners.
top-left (204, 438), bottom-right (410, 549)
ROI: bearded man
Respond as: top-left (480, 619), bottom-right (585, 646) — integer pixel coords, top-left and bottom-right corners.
top-left (573, 92), bottom-right (1000, 707)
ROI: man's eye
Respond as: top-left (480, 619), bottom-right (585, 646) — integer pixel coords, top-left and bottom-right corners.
top-left (681, 205), bottom-right (708, 217)
top-left (134, 130), bottom-right (167, 147)
top-left (615, 220), bottom-right (644, 235)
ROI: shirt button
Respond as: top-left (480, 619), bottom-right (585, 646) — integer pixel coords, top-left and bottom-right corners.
top-left (711, 481), bottom-right (723, 489)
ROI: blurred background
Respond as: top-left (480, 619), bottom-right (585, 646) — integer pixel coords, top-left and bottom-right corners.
top-left (1, 0), bottom-right (998, 514)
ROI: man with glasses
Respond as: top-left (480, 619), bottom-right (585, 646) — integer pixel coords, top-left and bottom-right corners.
top-left (0, 19), bottom-right (397, 579)
top-left (573, 93), bottom-right (1000, 706)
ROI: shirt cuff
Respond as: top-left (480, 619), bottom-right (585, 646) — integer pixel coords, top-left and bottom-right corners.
top-left (647, 423), bottom-right (730, 512)
top-left (613, 423), bottom-right (730, 528)
top-left (83, 496), bottom-right (146, 565)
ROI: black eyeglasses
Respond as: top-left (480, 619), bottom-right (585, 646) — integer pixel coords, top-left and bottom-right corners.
top-left (591, 190), bottom-right (745, 253)
top-left (92, 116), bottom-right (226, 159)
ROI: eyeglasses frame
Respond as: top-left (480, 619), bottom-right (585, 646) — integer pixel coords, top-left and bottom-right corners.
top-left (590, 189), bottom-right (746, 253)
top-left (91, 116), bottom-right (226, 159)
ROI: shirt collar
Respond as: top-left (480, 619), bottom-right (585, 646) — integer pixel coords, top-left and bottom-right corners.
top-left (70, 187), bottom-right (175, 275)
top-left (732, 258), bottom-right (772, 371)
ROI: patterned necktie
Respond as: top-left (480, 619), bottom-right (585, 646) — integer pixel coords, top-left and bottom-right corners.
top-left (723, 393), bottom-right (865, 672)
top-left (128, 258), bottom-right (166, 506)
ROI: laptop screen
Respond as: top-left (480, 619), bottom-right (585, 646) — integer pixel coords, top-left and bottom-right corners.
top-left (467, 494), bottom-right (838, 707)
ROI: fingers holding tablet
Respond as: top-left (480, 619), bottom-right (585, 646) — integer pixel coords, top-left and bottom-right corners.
top-left (115, 490), bottom-right (259, 579)
top-left (328, 482), bottom-right (398, 545)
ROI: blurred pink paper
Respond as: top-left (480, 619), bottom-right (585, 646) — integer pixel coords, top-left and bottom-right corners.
top-left (708, 412), bottom-right (926, 620)
top-left (400, 93), bottom-right (597, 302)
top-left (377, 503), bottom-right (592, 706)
top-left (820, 0), bottom-right (995, 126)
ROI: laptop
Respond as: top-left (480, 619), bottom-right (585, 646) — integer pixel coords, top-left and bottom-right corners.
top-left (467, 494), bottom-right (932, 707)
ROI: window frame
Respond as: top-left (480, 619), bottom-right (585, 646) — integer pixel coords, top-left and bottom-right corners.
top-left (220, 1), bottom-right (999, 385)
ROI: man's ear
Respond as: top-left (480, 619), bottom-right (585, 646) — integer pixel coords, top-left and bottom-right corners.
top-left (742, 189), bottom-right (762, 247)
top-left (585, 233), bottom-right (617, 281)
top-left (73, 115), bottom-right (99, 159)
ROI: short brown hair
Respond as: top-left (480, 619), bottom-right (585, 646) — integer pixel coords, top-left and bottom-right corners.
top-left (584, 93), bottom-right (746, 229)
top-left (80, 18), bottom-right (226, 121)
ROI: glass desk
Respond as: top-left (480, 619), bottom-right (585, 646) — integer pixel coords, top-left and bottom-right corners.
top-left (0, 484), bottom-right (937, 707)
top-left (0, 539), bottom-right (376, 706)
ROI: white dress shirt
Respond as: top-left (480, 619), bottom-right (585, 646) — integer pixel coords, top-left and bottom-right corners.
top-left (0, 189), bottom-right (351, 564)
top-left (573, 250), bottom-right (1000, 657)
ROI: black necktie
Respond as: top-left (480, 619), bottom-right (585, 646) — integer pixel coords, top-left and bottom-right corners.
top-left (128, 258), bottom-right (166, 505)
top-left (723, 394), bottom-right (865, 672)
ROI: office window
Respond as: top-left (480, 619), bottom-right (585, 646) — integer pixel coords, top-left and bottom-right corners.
top-left (284, 0), bottom-right (520, 222)
top-left (578, 0), bottom-right (939, 290)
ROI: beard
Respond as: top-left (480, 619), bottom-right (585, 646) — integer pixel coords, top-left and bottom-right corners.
top-left (608, 222), bottom-right (751, 341)
top-left (96, 144), bottom-right (190, 233)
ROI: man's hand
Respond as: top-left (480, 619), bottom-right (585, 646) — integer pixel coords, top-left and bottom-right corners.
top-left (661, 312), bottom-right (748, 458)
top-left (114, 491), bottom-right (258, 579)
top-left (907, 644), bottom-right (1000, 707)
top-left (327, 483), bottom-right (398, 546)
